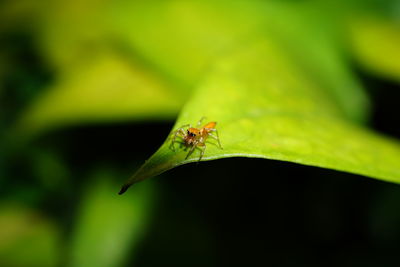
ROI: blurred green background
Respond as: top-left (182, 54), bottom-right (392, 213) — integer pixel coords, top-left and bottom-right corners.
top-left (1, 0), bottom-right (400, 266)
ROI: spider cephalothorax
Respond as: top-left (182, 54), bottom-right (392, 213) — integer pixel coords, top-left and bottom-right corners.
top-left (170, 117), bottom-right (222, 161)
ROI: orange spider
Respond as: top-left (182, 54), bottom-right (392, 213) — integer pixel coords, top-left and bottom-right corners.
top-left (170, 117), bottom-right (223, 161)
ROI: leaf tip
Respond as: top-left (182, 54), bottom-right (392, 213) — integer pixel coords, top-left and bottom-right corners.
top-left (118, 184), bottom-right (131, 195)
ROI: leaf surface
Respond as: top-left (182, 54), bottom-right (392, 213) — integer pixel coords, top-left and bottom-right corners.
top-left (120, 39), bottom-right (400, 193)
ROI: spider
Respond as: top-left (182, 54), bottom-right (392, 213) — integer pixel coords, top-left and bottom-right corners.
top-left (169, 117), bottom-right (223, 161)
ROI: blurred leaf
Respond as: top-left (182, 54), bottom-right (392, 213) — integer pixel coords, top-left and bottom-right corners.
top-left (0, 204), bottom-right (60, 267)
top-left (16, 0), bottom-right (372, 137)
top-left (15, 0), bottom-right (188, 137)
top-left (0, 0), bottom-right (45, 32)
top-left (31, 148), bottom-right (70, 192)
top-left (120, 39), bottom-right (400, 193)
top-left (69, 171), bottom-right (155, 267)
top-left (347, 16), bottom-right (400, 82)
top-left (35, 0), bottom-right (111, 71)
top-left (16, 52), bottom-right (183, 137)
top-left (113, 0), bottom-right (369, 122)
top-left (111, 1), bottom-right (265, 87)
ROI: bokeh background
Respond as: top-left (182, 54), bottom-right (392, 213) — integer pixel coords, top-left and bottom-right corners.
top-left (1, 0), bottom-right (400, 266)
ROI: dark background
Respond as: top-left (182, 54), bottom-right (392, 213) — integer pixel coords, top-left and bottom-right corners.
top-left (1, 1), bottom-right (400, 266)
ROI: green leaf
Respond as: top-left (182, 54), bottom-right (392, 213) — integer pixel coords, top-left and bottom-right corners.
top-left (70, 171), bottom-right (155, 267)
top-left (16, 0), bottom-right (372, 137)
top-left (15, 52), bottom-right (184, 138)
top-left (120, 38), bottom-right (400, 194)
top-left (0, 205), bottom-right (61, 267)
top-left (112, 0), bottom-right (370, 122)
top-left (346, 16), bottom-right (400, 82)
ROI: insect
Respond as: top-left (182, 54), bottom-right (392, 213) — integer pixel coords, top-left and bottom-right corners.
top-left (169, 117), bottom-right (223, 161)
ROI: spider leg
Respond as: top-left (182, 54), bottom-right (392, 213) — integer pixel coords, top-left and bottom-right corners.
top-left (170, 124), bottom-right (191, 137)
top-left (169, 131), bottom-right (179, 151)
top-left (178, 124), bottom-right (191, 129)
top-left (170, 128), bottom-right (186, 151)
top-left (185, 142), bottom-right (198, 160)
top-left (197, 117), bottom-right (207, 127)
top-left (198, 143), bottom-right (206, 162)
top-left (207, 129), bottom-right (223, 149)
top-left (169, 123), bottom-right (192, 151)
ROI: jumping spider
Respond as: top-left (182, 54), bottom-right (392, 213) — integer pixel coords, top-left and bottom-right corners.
top-left (169, 117), bottom-right (223, 161)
